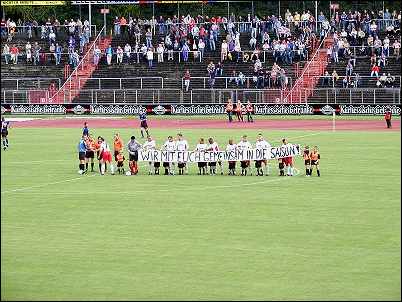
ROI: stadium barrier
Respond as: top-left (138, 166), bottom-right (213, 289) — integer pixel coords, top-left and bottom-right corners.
top-left (1, 103), bottom-right (400, 116)
top-left (1, 88), bottom-right (400, 105)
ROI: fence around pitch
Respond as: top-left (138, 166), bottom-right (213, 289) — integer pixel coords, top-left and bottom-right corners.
top-left (1, 88), bottom-right (400, 105)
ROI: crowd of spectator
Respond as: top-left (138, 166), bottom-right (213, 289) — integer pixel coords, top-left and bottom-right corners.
top-left (1, 17), bottom-right (93, 67)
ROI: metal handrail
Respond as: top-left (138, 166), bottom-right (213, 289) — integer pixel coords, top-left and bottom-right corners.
top-left (56, 25), bottom-right (105, 102)
top-left (1, 78), bottom-right (61, 89)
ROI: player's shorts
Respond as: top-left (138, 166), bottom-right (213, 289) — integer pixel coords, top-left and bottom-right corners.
top-left (102, 151), bottom-right (112, 162)
top-left (85, 150), bottom-right (94, 159)
top-left (304, 159), bottom-right (311, 165)
top-left (279, 162), bottom-right (284, 169)
top-left (117, 161), bottom-right (124, 167)
top-left (240, 160), bottom-right (249, 169)
top-left (228, 161), bottom-right (236, 169)
top-left (140, 120), bottom-right (148, 129)
top-left (78, 151), bottom-right (86, 161)
top-left (255, 160), bottom-right (262, 168)
top-left (282, 157), bottom-right (293, 166)
top-left (163, 162), bottom-right (170, 168)
top-left (311, 160), bottom-right (318, 165)
top-left (178, 162), bottom-right (185, 169)
top-left (1, 129), bottom-right (8, 137)
top-left (208, 162), bottom-right (217, 167)
top-left (114, 150), bottom-right (120, 161)
top-left (198, 162), bottom-right (206, 168)
top-left (129, 151), bottom-right (138, 162)
top-left (154, 162), bottom-right (161, 168)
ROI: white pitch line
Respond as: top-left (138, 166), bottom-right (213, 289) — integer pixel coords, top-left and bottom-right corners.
top-left (1, 170), bottom-right (300, 195)
top-left (1, 175), bottom-right (96, 194)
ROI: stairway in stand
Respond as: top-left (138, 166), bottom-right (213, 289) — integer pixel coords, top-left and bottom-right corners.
top-left (285, 36), bottom-right (333, 103)
top-left (51, 36), bottom-right (112, 103)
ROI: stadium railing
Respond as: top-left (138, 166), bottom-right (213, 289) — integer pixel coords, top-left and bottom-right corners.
top-left (2, 25), bottom-right (98, 39)
top-left (2, 87), bottom-right (399, 105)
top-left (1, 78), bottom-right (61, 90)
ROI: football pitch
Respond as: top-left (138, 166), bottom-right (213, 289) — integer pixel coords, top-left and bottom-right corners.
top-left (1, 117), bottom-right (401, 300)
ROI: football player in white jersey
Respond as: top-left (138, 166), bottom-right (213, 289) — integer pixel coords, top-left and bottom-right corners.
top-left (255, 133), bottom-right (271, 176)
top-left (176, 133), bottom-right (189, 175)
top-left (226, 138), bottom-right (238, 175)
top-left (194, 138), bottom-right (208, 175)
top-left (207, 137), bottom-right (223, 175)
top-left (142, 135), bottom-right (157, 175)
top-left (99, 137), bottom-right (115, 175)
top-left (237, 135), bottom-right (253, 176)
top-left (162, 135), bottom-right (176, 175)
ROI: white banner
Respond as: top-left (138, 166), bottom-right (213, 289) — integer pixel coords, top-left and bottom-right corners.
top-left (138, 144), bottom-right (301, 163)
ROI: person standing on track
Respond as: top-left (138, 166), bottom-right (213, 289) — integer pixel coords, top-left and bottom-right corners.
top-left (139, 111), bottom-right (150, 138)
top-left (82, 122), bottom-right (89, 137)
top-left (235, 99), bottom-right (244, 122)
top-left (384, 107), bottom-right (392, 128)
top-left (246, 100), bottom-right (254, 123)
top-left (1, 117), bottom-right (10, 151)
top-left (226, 98), bottom-right (234, 122)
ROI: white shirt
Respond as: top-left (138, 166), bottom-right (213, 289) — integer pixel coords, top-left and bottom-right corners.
top-left (255, 139), bottom-right (271, 150)
top-left (237, 140), bottom-right (252, 151)
top-left (176, 139), bottom-right (188, 151)
top-left (208, 142), bottom-right (219, 151)
top-left (146, 50), bottom-right (153, 60)
top-left (100, 142), bottom-right (110, 152)
top-left (163, 140), bottom-right (176, 151)
top-left (143, 140), bottom-right (156, 150)
top-left (124, 44), bottom-right (131, 54)
top-left (226, 143), bottom-right (237, 152)
top-left (195, 143), bottom-right (208, 152)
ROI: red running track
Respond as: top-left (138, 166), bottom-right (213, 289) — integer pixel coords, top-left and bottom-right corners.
top-left (11, 118), bottom-right (400, 131)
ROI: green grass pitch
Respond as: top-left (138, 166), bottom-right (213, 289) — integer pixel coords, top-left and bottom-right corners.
top-left (1, 126), bottom-right (401, 300)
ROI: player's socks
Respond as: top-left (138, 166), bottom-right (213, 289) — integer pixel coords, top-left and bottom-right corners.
top-left (91, 162), bottom-right (94, 171)
top-left (101, 163), bottom-right (105, 175)
top-left (317, 169), bottom-right (320, 177)
top-left (99, 163), bottom-right (102, 173)
top-left (141, 130), bottom-right (144, 138)
top-left (85, 163), bottom-right (88, 170)
top-left (165, 168), bottom-right (168, 175)
top-left (306, 168), bottom-right (309, 175)
top-left (110, 164), bottom-right (115, 174)
top-left (265, 165), bottom-right (269, 175)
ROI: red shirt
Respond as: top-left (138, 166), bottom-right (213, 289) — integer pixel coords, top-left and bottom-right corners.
top-left (385, 111), bottom-right (392, 120)
top-left (371, 65), bottom-right (380, 72)
top-left (10, 46), bottom-right (19, 54)
top-left (246, 104), bottom-right (253, 112)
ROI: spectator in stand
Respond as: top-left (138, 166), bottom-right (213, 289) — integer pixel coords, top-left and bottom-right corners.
top-left (342, 76), bottom-right (348, 88)
top-left (192, 40), bottom-right (199, 61)
top-left (181, 41), bottom-right (190, 62)
top-left (48, 29), bottom-right (56, 46)
top-left (93, 45), bottom-right (101, 65)
top-left (55, 43), bottom-right (62, 65)
top-left (140, 43), bottom-right (147, 62)
top-left (249, 35), bottom-right (257, 50)
top-left (393, 39), bottom-right (400, 57)
top-left (322, 71), bottom-right (331, 86)
top-left (378, 52), bottom-right (387, 67)
top-left (33, 42), bottom-right (41, 65)
top-left (145, 28), bottom-right (152, 49)
top-left (114, 17), bottom-right (121, 36)
top-left (198, 38), bottom-right (205, 60)
top-left (116, 46), bottom-right (123, 64)
top-left (370, 64), bottom-right (380, 78)
top-left (207, 61), bottom-right (216, 88)
top-left (9, 44), bottom-right (19, 64)
top-left (25, 41), bottom-right (32, 63)
top-left (379, 73), bottom-right (388, 87)
top-left (209, 29), bottom-right (216, 51)
top-left (49, 43), bottom-right (55, 64)
top-left (105, 45), bottom-right (113, 65)
top-left (234, 40), bottom-right (242, 62)
top-left (146, 48), bottom-right (154, 68)
top-left (124, 43), bottom-right (131, 63)
top-left (386, 73), bottom-right (395, 87)
top-left (120, 16), bottom-right (127, 35)
top-left (229, 70), bottom-right (237, 85)
top-left (221, 39), bottom-right (228, 61)
top-left (157, 43), bottom-right (164, 63)
top-left (236, 71), bottom-right (246, 86)
top-left (183, 69), bottom-right (191, 92)
top-left (72, 50), bottom-right (80, 68)
top-left (346, 61), bottom-right (353, 76)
